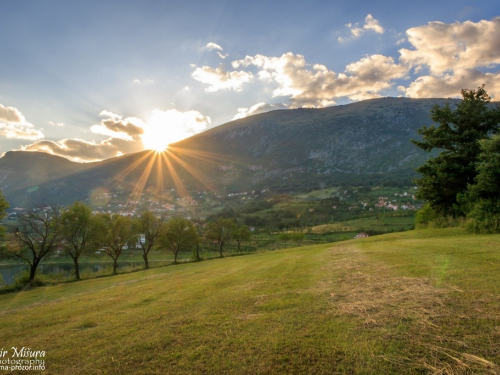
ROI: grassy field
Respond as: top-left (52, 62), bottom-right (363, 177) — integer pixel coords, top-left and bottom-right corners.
top-left (312, 215), bottom-right (415, 234)
top-left (1, 229), bottom-right (499, 374)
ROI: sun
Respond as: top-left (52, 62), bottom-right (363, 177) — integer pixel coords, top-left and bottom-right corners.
top-left (141, 111), bottom-right (189, 152)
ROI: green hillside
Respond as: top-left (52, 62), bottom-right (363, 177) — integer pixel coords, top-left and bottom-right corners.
top-left (0, 98), bottom-right (455, 207)
top-left (1, 229), bottom-right (499, 374)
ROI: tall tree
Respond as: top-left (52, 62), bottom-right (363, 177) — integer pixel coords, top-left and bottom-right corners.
top-left (412, 86), bottom-right (500, 216)
top-left (462, 135), bottom-right (500, 233)
top-left (100, 214), bottom-right (135, 275)
top-left (0, 189), bottom-right (8, 246)
top-left (232, 225), bottom-right (252, 252)
top-left (61, 202), bottom-right (105, 280)
top-left (291, 232), bottom-right (305, 246)
top-left (133, 211), bottom-right (165, 269)
top-left (278, 232), bottom-right (292, 248)
top-left (4, 205), bottom-right (62, 284)
top-left (205, 218), bottom-right (237, 257)
top-left (159, 217), bottom-right (198, 264)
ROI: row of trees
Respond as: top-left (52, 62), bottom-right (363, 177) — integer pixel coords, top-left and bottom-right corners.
top-left (0, 202), bottom-right (253, 284)
top-left (414, 86), bottom-right (500, 232)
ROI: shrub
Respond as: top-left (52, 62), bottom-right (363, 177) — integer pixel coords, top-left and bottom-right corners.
top-left (465, 199), bottom-right (500, 234)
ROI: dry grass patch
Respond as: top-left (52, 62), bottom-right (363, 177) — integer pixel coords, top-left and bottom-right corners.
top-left (321, 242), bottom-right (500, 374)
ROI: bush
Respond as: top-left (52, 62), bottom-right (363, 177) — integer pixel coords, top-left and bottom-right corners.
top-left (415, 203), bottom-right (462, 229)
top-left (465, 199), bottom-right (500, 234)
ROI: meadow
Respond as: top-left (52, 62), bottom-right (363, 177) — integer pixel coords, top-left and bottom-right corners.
top-left (0, 228), bottom-right (499, 374)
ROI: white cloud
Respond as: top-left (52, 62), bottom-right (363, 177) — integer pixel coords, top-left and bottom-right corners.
top-left (398, 17), bottom-right (500, 98)
top-left (217, 52), bottom-right (229, 59)
top-left (142, 109), bottom-right (211, 147)
top-left (19, 107), bottom-right (210, 162)
top-left (0, 102), bottom-right (44, 140)
top-left (405, 69), bottom-right (500, 99)
top-left (346, 14), bottom-right (384, 39)
top-left (0, 123), bottom-right (44, 140)
top-left (231, 52), bottom-right (407, 107)
top-left (364, 14), bottom-right (384, 34)
top-left (48, 121), bottom-right (64, 127)
top-left (0, 103), bottom-right (25, 123)
top-left (90, 112), bottom-right (145, 141)
top-left (232, 102), bottom-right (289, 120)
top-left (133, 78), bottom-right (155, 84)
top-left (20, 137), bottom-right (142, 163)
top-left (400, 17), bottom-right (500, 75)
top-left (203, 42), bottom-right (223, 51)
top-left (191, 66), bottom-right (254, 92)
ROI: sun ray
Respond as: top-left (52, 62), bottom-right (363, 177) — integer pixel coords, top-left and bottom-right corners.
top-left (164, 148), bottom-right (217, 193)
top-left (126, 152), bottom-right (157, 208)
top-left (112, 151), bottom-right (155, 183)
top-left (160, 151), bottom-right (189, 199)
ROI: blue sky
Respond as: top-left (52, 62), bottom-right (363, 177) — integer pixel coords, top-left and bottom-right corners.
top-left (0, 1), bottom-right (499, 161)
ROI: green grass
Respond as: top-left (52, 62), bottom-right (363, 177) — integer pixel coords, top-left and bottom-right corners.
top-left (0, 229), bottom-right (499, 373)
top-left (312, 215), bottom-right (415, 233)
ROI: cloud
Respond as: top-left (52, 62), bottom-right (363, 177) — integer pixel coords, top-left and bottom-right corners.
top-left (142, 109), bottom-right (211, 147)
top-left (345, 14), bottom-right (384, 39)
top-left (404, 69), bottom-right (500, 99)
top-left (231, 52), bottom-right (407, 107)
top-left (0, 102), bottom-right (44, 140)
top-left (400, 17), bottom-right (500, 75)
top-left (19, 108), bottom-right (211, 162)
top-left (133, 78), bottom-right (155, 84)
top-left (48, 121), bottom-right (64, 127)
top-left (20, 137), bottom-right (143, 163)
top-left (90, 111), bottom-right (145, 140)
top-left (232, 102), bottom-right (289, 120)
top-left (0, 123), bottom-right (44, 140)
top-left (203, 42), bottom-right (223, 51)
top-left (398, 17), bottom-right (500, 99)
top-left (0, 103), bottom-right (25, 123)
top-left (363, 14), bottom-right (384, 34)
top-left (217, 52), bottom-right (229, 59)
top-left (191, 66), bottom-right (254, 92)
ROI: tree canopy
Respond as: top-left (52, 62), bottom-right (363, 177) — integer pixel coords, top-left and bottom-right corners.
top-left (61, 202), bottom-right (105, 280)
top-left (159, 217), bottom-right (198, 263)
top-left (205, 218), bottom-right (237, 257)
top-left (412, 86), bottom-right (500, 216)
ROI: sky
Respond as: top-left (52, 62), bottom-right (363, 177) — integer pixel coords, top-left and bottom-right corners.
top-left (0, 0), bottom-right (499, 162)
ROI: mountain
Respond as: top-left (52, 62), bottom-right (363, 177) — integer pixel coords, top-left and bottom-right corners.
top-left (0, 97), bottom-right (458, 207)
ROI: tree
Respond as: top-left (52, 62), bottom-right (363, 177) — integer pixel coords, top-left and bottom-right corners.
top-left (100, 214), bottom-right (135, 275)
top-left (412, 86), bottom-right (500, 217)
top-left (61, 202), bottom-right (105, 280)
top-left (159, 218), bottom-right (198, 263)
top-left (205, 218), bottom-right (237, 257)
top-left (278, 232), bottom-right (292, 248)
top-left (133, 211), bottom-right (165, 269)
top-left (291, 232), bottom-right (305, 246)
top-left (463, 135), bottom-right (500, 233)
top-left (0, 189), bottom-right (8, 246)
top-left (4, 205), bottom-right (62, 284)
top-left (232, 225), bottom-right (252, 252)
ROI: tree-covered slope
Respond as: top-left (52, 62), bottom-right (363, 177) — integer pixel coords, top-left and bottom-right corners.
top-left (0, 98), bottom-right (459, 206)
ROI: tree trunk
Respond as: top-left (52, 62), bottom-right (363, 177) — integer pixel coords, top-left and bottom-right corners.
top-left (174, 251), bottom-right (178, 264)
top-left (195, 244), bottom-right (200, 261)
top-left (73, 257), bottom-right (81, 281)
top-left (143, 253), bottom-right (149, 269)
top-left (237, 241), bottom-right (241, 252)
top-left (29, 264), bottom-right (37, 284)
top-left (112, 259), bottom-right (118, 275)
top-left (219, 243), bottom-right (223, 258)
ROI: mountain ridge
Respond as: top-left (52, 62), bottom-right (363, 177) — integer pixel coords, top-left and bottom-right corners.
top-left (0, 97), bottom-right (462, 207)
